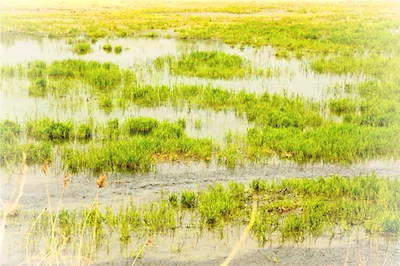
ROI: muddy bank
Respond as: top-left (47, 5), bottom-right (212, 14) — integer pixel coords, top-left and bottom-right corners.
top-left (1, 159), bottom-right (400, 212)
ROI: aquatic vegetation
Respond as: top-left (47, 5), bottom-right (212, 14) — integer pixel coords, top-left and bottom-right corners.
top-left (59, 118), bottom-right (212, 173)
top-left (114, 45), bottom-right (122, 54)
top-left (124, 117), bottom-right (159, 136)
top-left (72, 41), bottom-right (91, 55)
top-left (155, 51), bottom-right (247, 79)
top-left (328, 98), bottom-right (356, 116)
top-left (180, 191), bottom-right (198, 209)
top-left (76, 123), bottom-right (93, 141)
top-left (0, 117), bottom-right (212, 170)
top-left (102, 43), bottom-right (112, 53)
top-left (246, 124), bottom-right (400, 163)
top-left (28, 78), bottom-right (47, 97)
top-left (3, 59), bottom-right (129, 97)
top-left (198, 182), bottom-right (246, 225)
top-left (98, 95), bottom-right (113, 111)
top-left (194, 119), bottom-right (202, 130)
top-left (121, 84), bottom-right (322, 128)
top-left (2, 2), bottom-right (398, 56)
top-left (26, 118), bottom-right (73, 141)
top-left (154, 51), bottom-right (278, 79)
top-left (0, 120), bottom-right (20, 143)
top-left (0, 136), bottom-right (52, 167)
top-left (23, 142), bottom-right (53, 165)
top-left (2, 2), bottom-right (400, 263)
top-left (29, 175), bottom-right (400, 260)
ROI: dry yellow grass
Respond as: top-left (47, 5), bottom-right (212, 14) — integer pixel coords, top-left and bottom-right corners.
top-left (63, 173), bottom-right (72, 188)
top-left (96, 174), bottom-right (107, 188)
top-left (1, 0), bottom-right (399, 10)
top-left (40, 161), bottom-right (49, 175)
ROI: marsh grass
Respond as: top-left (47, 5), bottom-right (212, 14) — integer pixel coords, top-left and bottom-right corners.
top-left (3, 2), bottom-right (398, 55)
top-left (102, 43), bottom-right (112, 53)
top-left (59, 118), bottom-right (213, 173)
top-left (0, 117), bottom-right (212, 170)
top-left (72, 41), bottom-right (91, 55)
top-left (114, 45), bottom-right (122, 54)
top-left (0, 120), bottom-right (53, 166)
top-left (120, 84), bottom-right (322, 128)
top-left (154, 51), bottom-right (279, 79)
top-left (246, 124), bottom-right (400, 164)
top-left (5, 59), bottom-right (129, 98)
top-left (27, 175), bottom-right (400, 261)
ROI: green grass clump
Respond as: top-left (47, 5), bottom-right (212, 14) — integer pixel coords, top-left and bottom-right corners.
top-left (328, 98), bottom-right (356, 116)
top-left (124, 117), bottom-right (159, 136)
top-left (198, 182), bottom-right (246, 225)
top-left (76, 123), bottom-right (93, 141)
top-left (22, 59), bottom-right (125, 93)
top-left (180, 191), bottom-right (198, 208)
top-left (0, 120), bottom-right (53, 166)
top-left (62, 135), bottom-right (213, 173)
top-left (155, 51), bottom-right (249, 79)
top-left (194, 119), bottom-right (202, 130)
top-left (62, 138), bottom-right (155, 173)
top-left (23, 142), bottom-right (53, 165)
top-left (28, 78), bottom-right (47, 97)
top-left (0, 120), bottom-right (20, 143)
top-left (61, 118), bottom-right (212, 173)
top-left (114, 45), bottom-right (122, 54)
top-left (72, 41), bottom-right (91, 55)
top-left (246, 124), bottom-right (400, 163)
top-left (26, 118), bottom-right (73, 141)
top-left (98, 95), bottom-right (113, 111)
top-left (121, 84), bottom-right (322, 128)
top-left (103, 43), bottom-right (112, 53)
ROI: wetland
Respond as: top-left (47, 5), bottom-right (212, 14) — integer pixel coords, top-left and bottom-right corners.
top-left (0, 1), bottom-right (400, 265)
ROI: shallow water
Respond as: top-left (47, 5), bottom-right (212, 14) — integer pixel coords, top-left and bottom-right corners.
top-left (1, 33), bottom-right (398, 265)
top-left (0, 33), bottom-right (363, 142)
top-left (1, 159), bottom-right (400, 264)
top-left (0, 78), bottom-right (250, 142)
top-left (3, 218), bottom-right (400, 266)
top-left (0, 33), bottom-right (362, 99)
